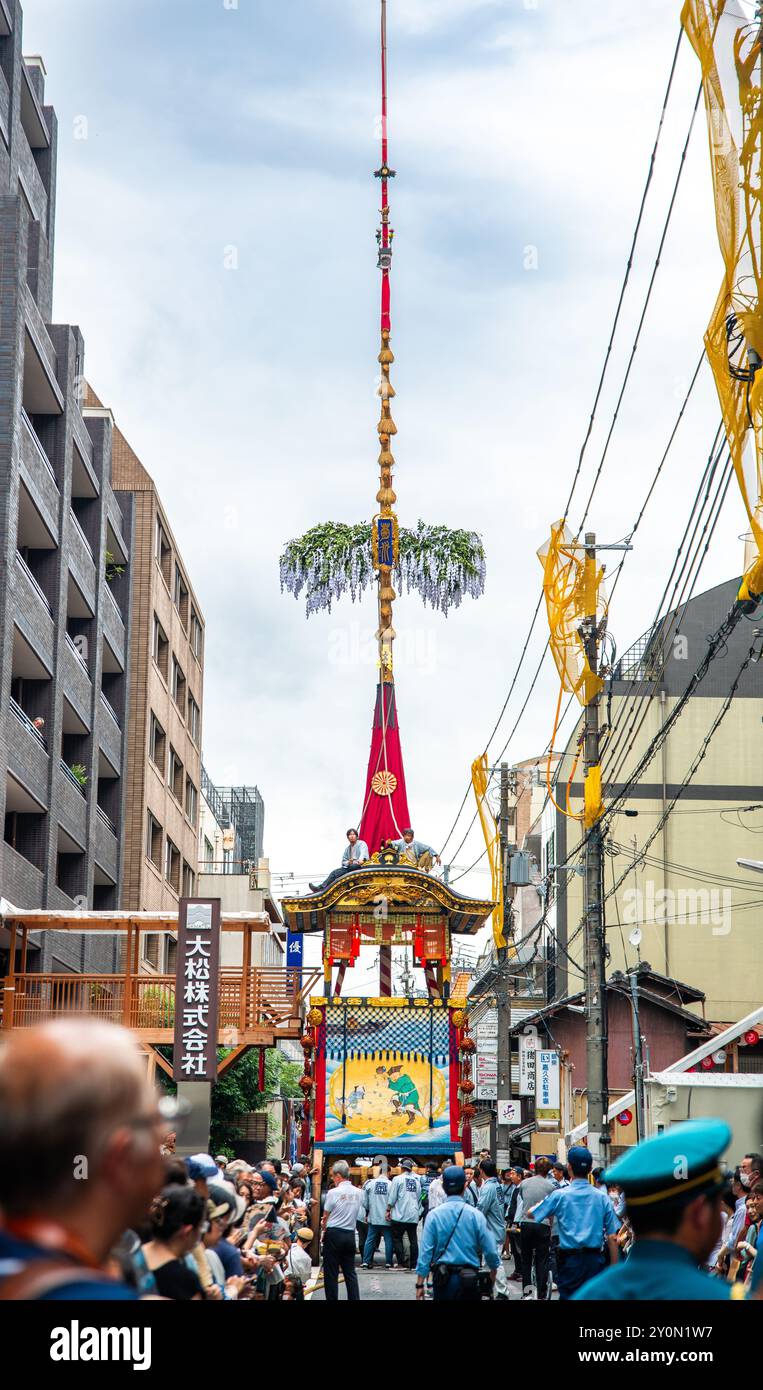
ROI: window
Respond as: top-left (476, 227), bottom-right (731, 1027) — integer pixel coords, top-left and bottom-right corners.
top-left (203, 836), bottom-right (214, 870)
top-left (147, 812), bottom-right (162, 869)
top-left (148, 711), bottom-right (165, 778)
top-left (169, 746), bottom-right (184, 802)
top-left (174, 565), bottom-right (189, 628)
top-left (171, 657), bottom-right (186, 717)
top-left (188, 695), bottom-right (201, 745)
top-left (190, 608), bottom-right (203, 662)
top-left (152, 615), bottom-right (169, 680)
top-left (182, 861), bottom-right (195, 898)
top-left (155, 516), bottom-right (172, 587)
top-left (165, 836), bottom-right (180, 892)
top-left (149, 714), bottom-right (166, 775)
top-left (185, 776), bottom-right (198, 826)
top-left (142, 934), bottom-right (161, 970)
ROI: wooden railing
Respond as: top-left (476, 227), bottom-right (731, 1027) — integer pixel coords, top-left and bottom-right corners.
top-left (0, 967), bottom-right (309, 1034)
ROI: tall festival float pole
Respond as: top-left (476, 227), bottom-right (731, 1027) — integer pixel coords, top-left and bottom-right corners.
top-left (280, 0), bottom-right (487, 1158)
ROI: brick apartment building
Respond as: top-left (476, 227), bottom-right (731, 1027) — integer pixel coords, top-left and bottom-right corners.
top-left (0, 2), bottom-right (132, 974)
top-left (101, 399), bottom-right (204, 967)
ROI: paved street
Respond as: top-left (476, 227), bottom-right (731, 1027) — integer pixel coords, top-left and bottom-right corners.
top-left (308, 1254), bottom-right (554, 1301)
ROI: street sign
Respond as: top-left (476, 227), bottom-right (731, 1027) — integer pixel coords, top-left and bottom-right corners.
top-left (497, 1099), bottom-right (522, 1126)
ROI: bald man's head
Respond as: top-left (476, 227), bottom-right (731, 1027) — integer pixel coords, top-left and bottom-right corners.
top-left (0, 1020), bottom-right (163, 1222)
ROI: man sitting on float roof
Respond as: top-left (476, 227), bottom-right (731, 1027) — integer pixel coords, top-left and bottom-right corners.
top-left (309, 828), bottom-right (369, 894)
top-left (390, 828), bottom-right (442, 871)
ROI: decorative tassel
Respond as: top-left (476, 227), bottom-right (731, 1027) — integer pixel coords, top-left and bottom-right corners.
top-left (378, 449), bottom-right (395, 468)
top-left (377, 414), bottom-right (397, 436)
top-left (376, 486), bottom-right (397, 505)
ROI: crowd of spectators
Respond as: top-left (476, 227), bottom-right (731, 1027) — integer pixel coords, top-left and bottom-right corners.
top-left (0, 1020), bottom-right (318, 1301)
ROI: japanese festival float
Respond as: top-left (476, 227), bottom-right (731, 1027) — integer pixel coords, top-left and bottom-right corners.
top-left (279, 0), bottom-right (500, 1180)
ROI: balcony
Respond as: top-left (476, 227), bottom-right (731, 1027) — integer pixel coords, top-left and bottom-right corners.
top-left (0, 844), bottom-right (44, 911)
top-left (8, 700), bottom-right (49, 806)
top-left (60, 759), bottom-right (86, 798)
top-left (15, 549), bottom-right (51, 614)
top-left (95, 807), bottom-right (118, 880)
top-left (99, 690), bottom-right (121, 729)
top-left (68, 515), bottom-right (96, 601)
top-left (1, 967), bottom-right (315, 1043)
top-left (69, 508), bottom-right (94, 561)
top-left (57, 761), bottom-right (87, 846)
top-left (62, 638), bottom-right (91, 726)
top-left (10, 696), bottom-right (46, 749)
top-left (65, 630), bottom-right (89, 673)
top-left (21, 405), bottom-right (58, 497)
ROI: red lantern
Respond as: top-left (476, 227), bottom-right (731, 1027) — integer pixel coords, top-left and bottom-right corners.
top-left (460, 1037), bottom-right (477, 1055)
top-left (742, 1029), bottom-right (760, 1047)
top-left (299, 1074), bottom-right (314, 1093)
top-left (700, 1055), bottom-right (714, 1070)
top-left (459, 1079), bottom-right (475, 1095)
top-left (301, 1033), bottom-right (314, 1053)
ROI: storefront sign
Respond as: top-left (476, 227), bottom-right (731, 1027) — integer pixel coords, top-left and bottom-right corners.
top-left (518, 1032), bottom-right (539, 1096)
top-left (476, 1051), bottom-right (498, 1100)
top-left (173, 898), bottom-right (221, 1083)
top-left (497, 1099), bottom-right (522, 1126)
top-left (536, 1050), bottom-right (561, 1124)
top-left (475, 1011), bottom-right (498, 1039)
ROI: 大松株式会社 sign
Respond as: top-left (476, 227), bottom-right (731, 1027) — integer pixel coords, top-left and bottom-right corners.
top-left (172, 898), bottom-right (222, 1083)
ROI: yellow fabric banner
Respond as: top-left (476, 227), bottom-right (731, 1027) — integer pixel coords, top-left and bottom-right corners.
top-left (537, 520), bottom-right (605, 707)
top-left (470, 753), bottom-right (506, 951)
top-left (682, 0), bottom-right (763, 599)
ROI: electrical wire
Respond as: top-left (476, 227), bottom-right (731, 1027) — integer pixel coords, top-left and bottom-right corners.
top-left (437, 27), bottom-right (690, 862)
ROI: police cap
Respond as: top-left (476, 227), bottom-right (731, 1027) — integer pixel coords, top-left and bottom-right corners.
top-left (602, 1118), bottom-right (730, 1210)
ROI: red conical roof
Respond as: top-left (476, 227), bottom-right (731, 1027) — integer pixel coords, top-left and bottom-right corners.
top-left (359, 681), bottom-right (412, 854)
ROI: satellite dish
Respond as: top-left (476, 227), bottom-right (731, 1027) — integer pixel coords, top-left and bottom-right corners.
top-left (628, 927), bottom-right (642, 948)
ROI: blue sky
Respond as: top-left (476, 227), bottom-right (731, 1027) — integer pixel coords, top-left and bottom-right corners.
top-left (21, 0), bottom-right (753, 940)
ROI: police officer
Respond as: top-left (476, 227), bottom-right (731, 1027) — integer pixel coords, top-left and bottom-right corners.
top-left (360, 1159), bottom-right (393, 1270)
top-left (415, 1166), bottom-right (500, 1301)
top-left (387, 1158), bottom-right (422, 1270)
top-left (574, 1118), bottom-right (735, 1302)
top-left (528, 1145), bottom-right (622, 1299)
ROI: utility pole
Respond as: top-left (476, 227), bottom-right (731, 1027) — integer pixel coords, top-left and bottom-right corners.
top-left (628, 968), bottom-right (646, 1143)
top-left (582, 532), bottom-right (610, 1163)
top-left (495, 761), bottom-right (514, 1168)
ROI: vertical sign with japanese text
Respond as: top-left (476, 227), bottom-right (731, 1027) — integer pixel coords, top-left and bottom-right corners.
top-left (173, 899), bottom-right (221, 1083)
top-left (518, 1032), bottom-right (539, 1097)
top-left (286, 929), bottom-right (304, 977)
top-left (536, 1050), bottom-right (561, 1126)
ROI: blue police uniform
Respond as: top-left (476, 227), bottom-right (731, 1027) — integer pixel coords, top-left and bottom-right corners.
top-left (573, 1119), bottom-right (734, 1302)
top-left (416, 1195), bottom-right (499, 1301)
top-left (532, 1177), bottom-right (621, 1299)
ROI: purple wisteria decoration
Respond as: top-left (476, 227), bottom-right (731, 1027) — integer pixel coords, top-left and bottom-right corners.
top-left (280, 521), bottom-right (486, 618)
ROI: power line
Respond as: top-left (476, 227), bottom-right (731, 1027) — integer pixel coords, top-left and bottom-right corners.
top-left (438, 29), bottom-right (690, 861)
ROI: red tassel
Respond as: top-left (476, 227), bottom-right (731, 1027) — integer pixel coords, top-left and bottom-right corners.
top-left (258, 1048), bottom-right (266, 1092)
